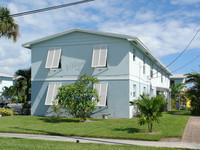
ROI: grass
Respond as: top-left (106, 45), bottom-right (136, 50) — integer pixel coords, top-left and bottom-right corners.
top-left (0, 137), bottom-right (191, 150)
top-left (0, 111), bottom-right (189, 141)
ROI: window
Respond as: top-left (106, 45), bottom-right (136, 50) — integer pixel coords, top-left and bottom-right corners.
top-left (150, 63), bottom-right (153, 78)
top-left (170, 80), bottom-right (175, 86)
top-left (161, 73), bottom-right (163, 83)
top-left (157, 67), bottom-right (159, 77)
top-left (91, 44), bottom-right (107, 68)
top-left (94, 82), bottom-right (108, 106)
top-left (150, 89), bottom-right (154, 97)
top-left (45, 83), bottom-right (62, 105)
top-left (45, 48), bottom-right (61, 69)
top-left (143, 87), bottom-right (146, 94)
top-left (133, 48), bottom-right (136, 61)
top-left (143, 56), bottom-right (145, 74)
top-left (132, 84), bottom-right (136, 97)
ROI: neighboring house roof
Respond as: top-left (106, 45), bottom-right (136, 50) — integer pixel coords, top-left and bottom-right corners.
top-left (170, 74), bottom-right (186, 79)
top-left (0, 73), bottom-right (14, 78)
top-left (22, 28), bottom-right (172, 75)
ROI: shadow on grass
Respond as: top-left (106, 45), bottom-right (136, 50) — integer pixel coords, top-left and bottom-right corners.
top-left (38, 117), bottom-right (80, 123)
top-left (166, 110), bottom-right (191, 116)
top-left (10, 127), bottom-right (74, 136)
top-left (113, 128), bottom-right (140, 134)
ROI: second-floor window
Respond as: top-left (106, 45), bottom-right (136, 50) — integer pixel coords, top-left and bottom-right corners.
top-left (161, 73), bottom-right (163, 83)
top-left (143, 56), bottom-right (145, 74)
top-left (133, 48), bottom-right (136, 61)
top-left (45, 48), bottom-right (61, 69)
top-left (150, 63), bottom-right (153, 78)
top-left (91, 44), bottom-right (107, 68)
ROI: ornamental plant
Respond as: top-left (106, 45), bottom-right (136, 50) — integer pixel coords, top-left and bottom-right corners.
top-left (56, 74), bottom-right (99, 121)
top-left (130, 94), bottom-right (167, 132)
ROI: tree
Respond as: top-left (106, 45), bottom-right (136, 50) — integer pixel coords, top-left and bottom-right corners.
top-left (2, 86), bottom-right (15, 98)
top-left (170, 83), bottom-right (186, 109)
top-left (15, 68), bottom-right (31, 102)
top-left (185, 72), bottom-right (200, 115)
top-left (14, 68), bottom-right (31, 114)
top-left (130, 94), bottom-right (167, 132)
top-left (0, 7), bottom-right (19, 42)
top-left (56, 74), bottom-right (99, 121)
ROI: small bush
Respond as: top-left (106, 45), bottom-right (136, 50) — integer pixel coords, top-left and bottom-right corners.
top-left (0, 108), bottom-right (17, 116)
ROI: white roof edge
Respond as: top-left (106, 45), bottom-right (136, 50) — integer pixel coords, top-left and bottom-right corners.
top-left (129, 39), bottom-right (172, 75)
top-left (170, 74), bottom-right (186, 79)
top-left (22, 28), bottom-right (138, 48)
top-left (0, 73), bottom-right (14, 78)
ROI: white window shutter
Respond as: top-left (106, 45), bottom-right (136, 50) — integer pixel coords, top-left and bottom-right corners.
top-left (45, 83), bottom-right (62, 105)
top-left (45, 50), bottom-right (54, 68)
top-left (92, 50), bottom-right (100, 67)
top-left (91, 44), bottom-right (107, 68)
top-left (52, 49), bottom-right (61, 68)
top-left (45, 83), bottom-right (55, 105)
top-left (99, 49), bottom-right (107, 67)
top-left (45, 48), bottom-right (61, 69)
top-left (95, 82), bottom-right (108, 106)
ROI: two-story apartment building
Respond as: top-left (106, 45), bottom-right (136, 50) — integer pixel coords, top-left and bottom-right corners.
top-left (23, 28), bottom-right (172, 118)
top-left (0, 73), bottom-right (14, 96)
top-left (170, 74), bottom-right (186, 86)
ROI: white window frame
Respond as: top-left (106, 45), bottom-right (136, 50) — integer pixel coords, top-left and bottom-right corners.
top-left (94, 82), bottom-right (108, 106)
top-left (150, 63), bottom-right (153, 78)
top-left (133, 48), bottom-right (136, 61)
top-left (132, 84), bottom-right (136, 97)
top-left (45, 83), bottom-right (62, 105)
top-left (45, 48), bottom-right (61, 69)
top-left (143, 86), bottom-right (146, 94)
top-left (91, 44), bottom-right (107, 68)
top-left (143, 56), bottom-right (145, 74)
top-left (161, 73), bottom-right (163, 83)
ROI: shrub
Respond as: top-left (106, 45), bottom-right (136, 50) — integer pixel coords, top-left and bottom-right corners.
top-left (130, 94), bottom-right (167, 132)
top-left (0, 108), bottom-right (17, 116)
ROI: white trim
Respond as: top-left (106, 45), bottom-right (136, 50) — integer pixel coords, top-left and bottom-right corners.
top-left (22, 28), bottom-right (137, 48)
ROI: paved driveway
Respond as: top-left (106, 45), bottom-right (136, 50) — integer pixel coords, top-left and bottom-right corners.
top-left (182, 116), bottom-right (200, 144)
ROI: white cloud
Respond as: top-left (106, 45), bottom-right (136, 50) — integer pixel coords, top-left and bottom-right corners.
top-left (1, 0), bottom-right (200, 75)
top-left (171, 0), bottom-right (200, 5)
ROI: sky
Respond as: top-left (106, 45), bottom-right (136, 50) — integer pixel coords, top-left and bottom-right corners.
top-left (0, 0), bottom-right (200, 76)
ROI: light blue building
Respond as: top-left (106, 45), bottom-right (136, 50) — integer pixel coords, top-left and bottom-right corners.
top-left (0, 73), bottom-right (14, 97)
top-left (170, 74), bottom-right (186, 86)
top-left (23, 28), bottom-right (172, 118)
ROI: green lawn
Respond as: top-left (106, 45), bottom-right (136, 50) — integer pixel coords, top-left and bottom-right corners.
top-left (0, 137), bottom-right (191, 150)
top-left (0, 111), bottom-right (189, 141)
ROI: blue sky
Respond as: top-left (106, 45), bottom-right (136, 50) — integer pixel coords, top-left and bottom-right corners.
top-left (0, 0), bottom-right (200, 76)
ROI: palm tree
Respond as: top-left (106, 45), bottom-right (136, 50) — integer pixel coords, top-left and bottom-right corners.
top-left (185, 72), bottom-right (200, 115)
top-left (15, 68), bottom-right (31, 102)
top-left (0, 7), bottom-right (19, 42)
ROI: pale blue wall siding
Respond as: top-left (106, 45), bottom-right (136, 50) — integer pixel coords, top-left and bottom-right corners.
top-left (31, 31), bottom-right (131, 118)
top-left (31, 31), bottom-right (130, 80)
top-left (31, 80), bottom-right (130, 118)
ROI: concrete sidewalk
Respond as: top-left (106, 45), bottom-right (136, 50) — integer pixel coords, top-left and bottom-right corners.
top-left (0, 132), bottom-right (200, 149)
top-left (182, 116), bottom-right (200, 144)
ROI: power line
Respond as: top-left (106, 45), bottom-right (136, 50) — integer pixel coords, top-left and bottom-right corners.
top-left (165, 28), bottom-right (200, 68)
top-left (151, 54), bottom-right (200, 79)
top-left (10, 0), bottom-right (94, 17)
top-left (171, 54), bottom-right (200, 73)
top-left (152, 28), bottom-right (200, 76)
